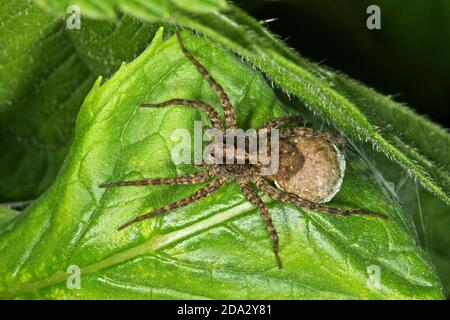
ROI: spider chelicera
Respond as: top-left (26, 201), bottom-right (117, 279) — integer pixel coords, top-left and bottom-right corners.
top-left (100, 32), bottom-right (387, 269)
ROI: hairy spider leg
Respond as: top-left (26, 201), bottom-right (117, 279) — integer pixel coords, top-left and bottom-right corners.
top-left (262, 115), bottom-right (304, 129)
top-left (177, 32), bottom-right (237, 129)
top-left (255, 178), bottom-right (388, 220)
top-left (141, 98), bottom-right (224, 131)
top-left (238, 180), bottom-right (282, 269)
top-left (99, 171), bottom-right (213, 188)
top-left (118, 178), bottom-right (227, 230)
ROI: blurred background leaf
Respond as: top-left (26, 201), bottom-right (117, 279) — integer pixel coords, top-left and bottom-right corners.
top-left (0, 206), bottom-right (19, 225)
top-left (0, 0), bottom-right (165, 201)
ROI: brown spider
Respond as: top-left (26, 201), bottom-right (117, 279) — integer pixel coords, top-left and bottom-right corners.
top-left (100, 32), bottom-right (387, 269)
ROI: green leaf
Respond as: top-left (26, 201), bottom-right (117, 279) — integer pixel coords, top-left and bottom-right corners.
top-left (327, 73), bottom-right (450, 200)
top-left (410, 188), bottom-right (450, 296)
top-left (0, 30), bottom-right (443, 299)
top-left (361, 148), bottom-right (450, 297)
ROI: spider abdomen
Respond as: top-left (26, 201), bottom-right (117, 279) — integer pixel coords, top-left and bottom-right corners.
top-left (271, 136), bottom-right (346, 203)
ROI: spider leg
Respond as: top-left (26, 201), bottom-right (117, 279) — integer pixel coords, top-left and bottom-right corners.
top-left (280, 127), bottom-right (347, 150)
top-left (99, 170), bottom-right (213, 188)
top-left (262, 115), bottom-right (304, 129)
top-left (177, 32), bottom-right (237, 129)
top-left (239, 180), bottom-right (282, 269)
top-left (255, 178), bottom-right (388, 220)
top-left (141, 98), bottom-right (224, 131)
top-left (118, 177), bottom-right (227, 230)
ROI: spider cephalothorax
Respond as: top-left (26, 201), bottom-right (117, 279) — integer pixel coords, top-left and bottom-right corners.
top-left (100, 32), bottom-right (387, 269)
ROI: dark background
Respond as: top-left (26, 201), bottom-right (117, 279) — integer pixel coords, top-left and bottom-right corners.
top-left (239, 0), bottom-right (450, 127)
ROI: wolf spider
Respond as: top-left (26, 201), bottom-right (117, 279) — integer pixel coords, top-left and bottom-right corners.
top-left (100, 32), bottom-right (387, 269)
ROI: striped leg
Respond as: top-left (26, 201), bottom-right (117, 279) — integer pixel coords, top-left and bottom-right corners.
top-left (99, 171), bottom-right (212, 188)
top-left (118, 178), bottom-right (226, 230)
top-left (141, 99), bottom-right (224, 131)
top-left (255, 178), bottom-right (387, 220)
top-left (239, 180), bottom-right (282, 269)
top-left (280, 127), bottom-right (347, 150)
top-left (177, 32), bottom-right (237, 129)
top-left (262, 115), bottom-right (303, 129)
